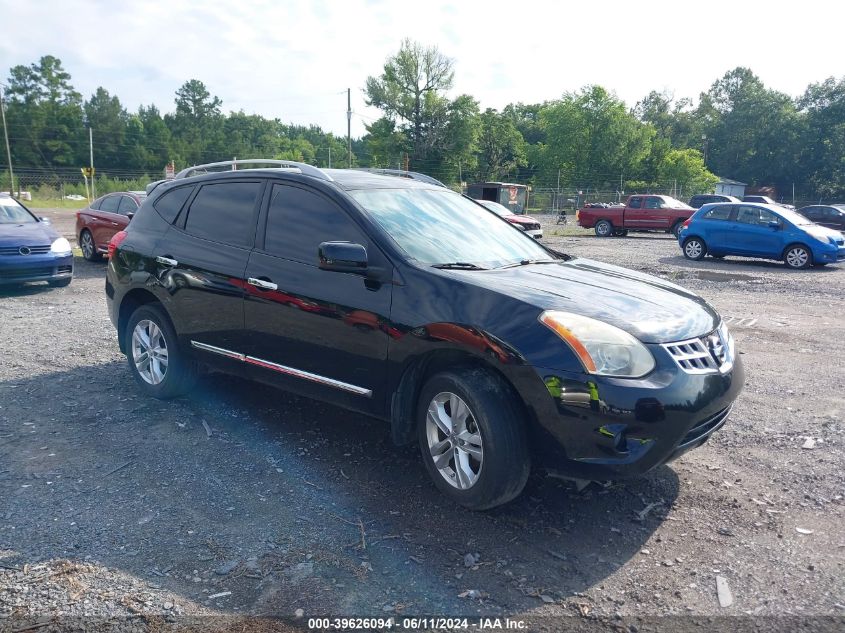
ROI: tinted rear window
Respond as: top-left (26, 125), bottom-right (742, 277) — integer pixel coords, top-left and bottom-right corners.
top-left (153, 186), bottom-right (194, 224)
top-left (703, 206), bottom-right (732, 220)
top-left (100, 196), bottom-right (120, 213)
top-left (184, 181), bottom-right (261, 247)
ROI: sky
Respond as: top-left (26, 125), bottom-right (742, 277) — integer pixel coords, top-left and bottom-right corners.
top-left (1, 0), bottom-right (842, 138)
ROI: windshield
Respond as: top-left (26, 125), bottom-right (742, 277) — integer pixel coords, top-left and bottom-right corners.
top-left (478, 200), bottom-right (512, 216)
top-left (661, 196), bottom-right (693, 209)
top-left (777, 207), bottom-right (815, 226)
top-left (350, 188), bottom-right (552, 268)
top-left (0, 197), bottom-right (38, 224)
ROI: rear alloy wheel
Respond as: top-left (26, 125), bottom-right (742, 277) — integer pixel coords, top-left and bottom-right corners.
top-left (80, 230), bottom-right (101, 262)
top-left (683, 237), bottom-right (706, 260)
top-left (784, 244), bottom-right (812, 269)
top-left (595, 220), bottom-right (613, 237)
top-left (417, 368), bottom-right (529, 510)
top-left (126, 304), bottom-right (197, 399)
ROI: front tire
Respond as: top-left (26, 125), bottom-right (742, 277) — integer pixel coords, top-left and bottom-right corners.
top-left (79, 229), bottom-right (101, 262)
top-left (683, 237), bottom-right (706, 260)
top-left (784, 244), bottom-right (812, 269)
top-left (417, 368), bottom-right (529, 510)
top-left (595, 220), bottom-right (613, 237)
top-left (126, 304), bottom-right (197, 399)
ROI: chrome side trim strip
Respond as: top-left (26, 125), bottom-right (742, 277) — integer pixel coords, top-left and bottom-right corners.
top-left (190, 340), bottom-right (245, 361)
top-left (190, 340), bottom-right (372, 397)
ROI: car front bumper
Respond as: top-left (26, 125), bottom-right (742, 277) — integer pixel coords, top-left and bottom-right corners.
top-left (0, 252), bottom-right (74, 285)
top-left (812, 243), bottom-right (845, 263)
top-left (516, 347), bottom-right (744, 480)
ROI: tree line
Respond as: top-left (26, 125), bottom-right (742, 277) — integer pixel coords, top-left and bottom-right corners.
top-left (3, 45), bottom-right (845, 201)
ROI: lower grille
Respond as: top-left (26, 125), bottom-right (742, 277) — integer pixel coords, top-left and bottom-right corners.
top-left (0, 267), bottom-right (54, 279)
top-left (57, 265), bottom-right (73, 274)
top-left (680, 405), bottom-right (731, 448)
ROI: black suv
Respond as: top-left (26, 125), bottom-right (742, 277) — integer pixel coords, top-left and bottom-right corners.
top-left (106, 160), bottom-right (744, 510)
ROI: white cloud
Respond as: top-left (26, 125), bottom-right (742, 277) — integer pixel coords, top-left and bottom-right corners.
top-left (1, 0), bottom-right (842, 139)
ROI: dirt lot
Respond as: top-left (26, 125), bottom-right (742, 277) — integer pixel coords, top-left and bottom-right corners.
top-left (1, 209), bottom-right (843, 630)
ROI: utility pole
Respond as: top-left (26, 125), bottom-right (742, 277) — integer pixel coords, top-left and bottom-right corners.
top-left (89, 127), bottom-right (96, 199)
top-left (0, 84), bottom-right (15, 197)
top-left (328, 146), bottom-right (331, 169)
top-left (346, 88), bottom-right (352, 168)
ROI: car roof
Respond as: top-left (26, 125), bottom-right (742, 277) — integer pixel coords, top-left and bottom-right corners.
top-left (159, 167), bottom-right (448, 193)
top-left (696, 201), bottom-right (785, 214)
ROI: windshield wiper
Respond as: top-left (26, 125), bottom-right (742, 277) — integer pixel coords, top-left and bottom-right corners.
top-left (498, 258), bottom-right (559, 269)
top-left (431, 262), bottom-right (487, 270)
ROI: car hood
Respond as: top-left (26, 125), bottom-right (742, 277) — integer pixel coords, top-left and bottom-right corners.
top-left (467, 258), bottom-right (720, 343)
top-left (804, 224), bottom-right (843, 241)
top-left (0, 222), bottom-right (59, 246)
top-left (505, 215), bottom-right (536, 224)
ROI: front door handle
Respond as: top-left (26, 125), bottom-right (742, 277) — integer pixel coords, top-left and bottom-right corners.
top-left (248, 277), bottom-right (278, 291)
top-left (156, 256), bottom-right (178, 267)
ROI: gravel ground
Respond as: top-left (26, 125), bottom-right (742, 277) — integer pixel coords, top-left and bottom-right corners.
top-left (1, 210), bottom-right (843, 631)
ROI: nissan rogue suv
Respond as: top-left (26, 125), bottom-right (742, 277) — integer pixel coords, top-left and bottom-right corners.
top-left (106, 160), bottom-right (744, 510)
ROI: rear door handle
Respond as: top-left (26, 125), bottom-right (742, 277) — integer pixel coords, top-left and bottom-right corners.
top-left (248, 277), bottom-right (278, 291)
top-left (156, 256), bottom-right (178, 267)
top-left (110, 221), bottom-right (120, 226)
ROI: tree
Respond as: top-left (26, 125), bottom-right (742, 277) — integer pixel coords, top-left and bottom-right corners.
top-left (656, 149), bottom-right (717, 196)
top-left (365, 39), bottom-right (454, 162)
top-left (4, 55), bottom-right (83, 167)
top-left (85, 87), bottom-right (127, 168)
top-left (536, 86), bottom-right (653, 189)
top-left (798, 77), bottom-right (845, 199)
top-left (166, 80), bottom-right (224, 164)
top-left (476, 108), bottom-right (526, 181)
top-left (362, 117), bottom-right (408, 167)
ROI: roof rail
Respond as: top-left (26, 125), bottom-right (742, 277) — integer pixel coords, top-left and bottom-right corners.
top-left (352, 168), bottom-right (447, 188)
top-left (174, 159), bottom-right (333, 182)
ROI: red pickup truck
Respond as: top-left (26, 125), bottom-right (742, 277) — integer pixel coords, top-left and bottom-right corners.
top-left (577, 195), bottom-right (695, 237)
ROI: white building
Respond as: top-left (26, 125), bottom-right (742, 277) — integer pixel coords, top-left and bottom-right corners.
top-left (714, 178), bottom-right (746, 198)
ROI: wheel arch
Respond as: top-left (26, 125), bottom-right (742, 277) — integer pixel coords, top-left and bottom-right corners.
top-left (781, 241), bottom-right (812, 258)
top-left (117, 288), bottom-right (166, 353)
top-left (389, 349), bottom-right (534, 447)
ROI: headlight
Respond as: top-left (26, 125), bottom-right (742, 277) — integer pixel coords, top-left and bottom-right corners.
top-left (50, 237), bottom-right (72, 254)
top-left (539, 311), bottom-right (655, 378)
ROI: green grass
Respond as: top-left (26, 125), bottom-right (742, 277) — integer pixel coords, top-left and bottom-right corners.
top-left (24, 198), bottom-right (87, 210)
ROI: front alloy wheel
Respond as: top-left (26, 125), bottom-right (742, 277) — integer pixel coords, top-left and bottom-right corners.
top-left (784, 245), bottom-right (812, 269)
top-left (417, 369), bottom-right (530, 510)
top-left (131, 319), bottom-right (169, 385)
top-left (425, 392), bottom-right (484, 490)
top-left (683, 238), bottom-right (706, 260)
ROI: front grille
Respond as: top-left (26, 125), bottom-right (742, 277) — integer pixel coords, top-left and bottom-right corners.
top-left (663, 324), bottom-right (733, 374)
top-left (0, 245), bottom-right (51, 256)
top-left (0, 267), bottom-right (53, 279)
top-left (680, 405), bottom-right (731, 448)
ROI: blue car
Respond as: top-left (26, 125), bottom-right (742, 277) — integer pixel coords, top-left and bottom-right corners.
top-left (0, 195), bottom-right (74, 286)
top-left (678, 202), bottom-right (845, 269)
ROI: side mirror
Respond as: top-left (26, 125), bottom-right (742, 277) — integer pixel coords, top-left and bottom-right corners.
top-left (319, 241), bottom-right (368, 274)
top-left (768, 221), bottom-right (780, 230)
top-left (40, 217), bottom-right (51, 225)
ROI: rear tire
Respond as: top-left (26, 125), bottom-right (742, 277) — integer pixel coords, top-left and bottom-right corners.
top-left (126, 304), bottom-right (197, 399)
top-left (79, 229), bottom-right (101, 262)
top-left (416, 368), bottom-right (530, 510)
top-left (784, 244), bottom-right (812, 269)
top-left (670, 221), bottom-right (684, 238)
top-left (595, 220), bottom-right (613, 237)
top-left (683, 237), bottom-right (706, 260)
